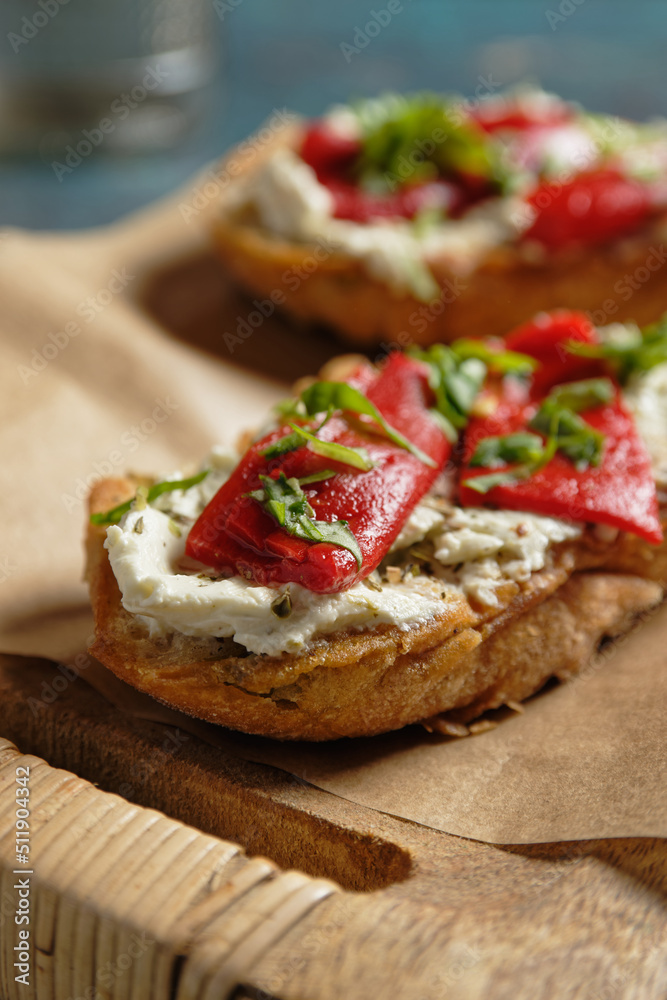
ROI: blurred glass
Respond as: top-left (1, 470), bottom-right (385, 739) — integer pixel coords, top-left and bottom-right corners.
top-left (0, 0), bottom-right (220, 157)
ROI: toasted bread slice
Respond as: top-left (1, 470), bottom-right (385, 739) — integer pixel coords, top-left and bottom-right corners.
top-left (212, 122), bottom-right (667, 348)
top-left (85, 476), bottom-right (663, 740)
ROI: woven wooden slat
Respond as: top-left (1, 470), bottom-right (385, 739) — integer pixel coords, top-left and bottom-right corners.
top-left (0, 740), bottom-right (339, 1000)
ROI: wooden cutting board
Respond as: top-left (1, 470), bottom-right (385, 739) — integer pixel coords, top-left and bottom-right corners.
top-left (1, 653), bottom-right (666, 1000)
top-left (0, 181), bottom-right (665, 999)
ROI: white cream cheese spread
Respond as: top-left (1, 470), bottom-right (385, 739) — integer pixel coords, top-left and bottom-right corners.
top-left (106, 455), bottom-right (583, 656)
top-left (104, 346), bottom-right (667, 657)
top-left (106, 505), bottom-right (452, 657)
top-left (228, 90), bottom-right (667, 300)
top-left (237, 147), bottom-right (521, 300)
top-left (598, 322), bottom-right (667, 488)
top-left (624, 364), bottom-right (667, 487)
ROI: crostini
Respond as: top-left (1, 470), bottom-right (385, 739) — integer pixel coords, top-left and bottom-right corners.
top-left (213, 89), bottom-right (667, 346)
top-left (86, 310), bottom-right (667, 739)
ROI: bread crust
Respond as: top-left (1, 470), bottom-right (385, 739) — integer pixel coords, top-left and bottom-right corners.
top-left (211, 121), bottom-right (667, 347)
top-left (85, 477), bottom-right (664, 740)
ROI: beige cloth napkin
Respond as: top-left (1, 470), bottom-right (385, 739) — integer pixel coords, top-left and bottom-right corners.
top-left (0, 175), bottom-right (665, 844)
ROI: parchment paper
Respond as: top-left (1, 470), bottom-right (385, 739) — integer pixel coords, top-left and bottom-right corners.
top-left (0, 179), bottom-right (665, 844)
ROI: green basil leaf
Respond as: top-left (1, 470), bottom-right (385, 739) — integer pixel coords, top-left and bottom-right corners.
top-left (428, 407), bottom-right (458, 444)
top-left (445, 358), bottom-right (487, 416)
top-left (286, 423), bottom-right (374, 471)
top-left (313, 519), bottom-right (364, 566)
top-left (90, 470), bottom-right (210, 526)
top-left (450, 338), bottom-right (538, 375)
top-left (352, 92), bottom-right (507, 193)
top-left (469, 432), bottom-right (545, 468)
top-left (536, 378), bottom-right (614, 414)
top-left (250, 473), bottom-right (363, 569)
top-left (409, 343), bottom-right (486, 434)
top-left (566, 314), bottom-right (667, 383)
top-left (300, 381), bottom-right (437, 468)
top-left (260, 430), bottom-right (305, 458)
top-left (462, 465), bottom-right (534, 494)
top-left (260, 421), bottom-right (373, 471)
top-left (529, 378), bottom-right (612, 471)
top-left (466, 376), bottom-right (611, 492)
top-left (412, 205), bottom-right (447, 237)
top-left (555, 429), bottom-right (605, 469)
top-left (297, 470), bottom-right (337, 485)
top-left (273, 396), bottom-right (306, 418)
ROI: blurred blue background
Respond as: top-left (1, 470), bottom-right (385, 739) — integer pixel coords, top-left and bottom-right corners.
top-left (0, 0), bottom-right (666, 231)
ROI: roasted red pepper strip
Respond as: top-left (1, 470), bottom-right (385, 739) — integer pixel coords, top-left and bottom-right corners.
top-left (300, 120), bottom-right (466, 221)
top-left (460, 393), bottom-right (662, 544)
top-left (460, 313), bottom-right (662, 544)
top-left (299, 120), bottom-right (361, 176)
top-left (186, 353), bottom-right (451, 593)
top-left (504, 310), bottom-right (604, 397)
top-left (523, 168), bottom-right (652, 249)
top-left (322, 176), bottom-right (462, 223)
top-left (472, 95), bottom-right (573, 133)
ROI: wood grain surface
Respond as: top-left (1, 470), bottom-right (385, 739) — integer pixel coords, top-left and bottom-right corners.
top-left (1, 653), bottom-right (665, 1000)
top-left (140, 247), bottom-right (357, 385)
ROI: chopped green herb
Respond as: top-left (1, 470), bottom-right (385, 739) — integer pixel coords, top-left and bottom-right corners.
top-left (450, 338), bottom-right (538, 376)
top-left (463, 466), bottom-right (535, 494)
top-left (352, 92), bottom-right (507, 194)
top-left (409, 343), bottom-right (488, 441)
top-left (533, 378), bottom-right (614, 415)
top-left (248, 472), bottom-right (363, 569)
top-left (566, 314), bottom-right (667, 383)
top-left (469, 432), bottom-right (545, 469)
top-left (90, 470), bottom-right (210, 526)
top-left (298, 470), bottom-right (337, 485)
top-left (464, 377), bottom-right (613, 493)
top-left (300, 380), bottom-right (436, 467)
top-left (271, 592), bottom-right (293, 618)
top-left (287, 422), bottom-right (374, 471)
top-left (530, 378), bottom-right (613, 470)
top-left (261, 409), bottom-right (375, 471)
top-left (273, 396), bottom-right (306, 419)
top-left (412, 205), bottom-right (448, 237)
top-left (260, 429), bottom-right (306, 458)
